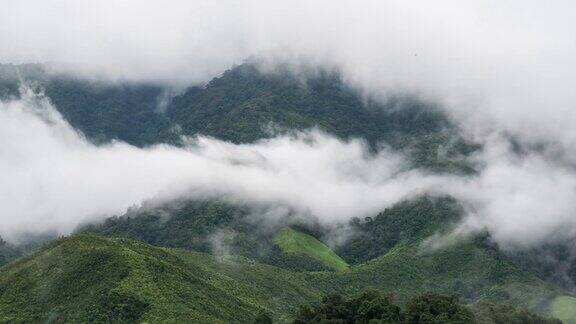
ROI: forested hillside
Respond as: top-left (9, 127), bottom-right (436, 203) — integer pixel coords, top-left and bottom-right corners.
top-left (0, 63), bottom-right (475, 172)
top-left (0, 64), bottom-right (176, 146)
top-left (81, 196), bottom-right (574, 318)
top-left (0, 234), bottom-right (568, 323)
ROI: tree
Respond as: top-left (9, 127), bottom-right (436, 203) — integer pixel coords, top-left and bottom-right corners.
top-left (293, 289), bottom-right (401, 323)
top-left (254, 311), bottom-right (273, 324)
top-left (404, 293), bottom-right (474, 323)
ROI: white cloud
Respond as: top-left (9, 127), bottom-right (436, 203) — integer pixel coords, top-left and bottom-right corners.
top-left (0, 90), bottom-right (444, 241)
top-left (446, 136), bottom-right (576, 249)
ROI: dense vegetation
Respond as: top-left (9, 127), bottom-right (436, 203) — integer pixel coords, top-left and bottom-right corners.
top-left (0, 64), bottom-right (176, 146)
top-left (0, 235), bottom-right (567, 323)
top-left (294, 290), bottom-right (561, 323)
top-left (274, 228), bottom-right (349, 272)
top-left (81, 200), bottom-right (337, 272)
top-left (0, 235), bottom-right (322, 322)
top-left (336, 197), bottom-right (462, 264)
top-left (0, 62), bottom-right (475, 173)
top-left (0, 238), bottom-right (21, 266)
top-left (166, 64), bottom-right (475, 172)
top-left (81, 196), bottom-right (569, 318)
top-left (167, 65), bottom-right (444, 144)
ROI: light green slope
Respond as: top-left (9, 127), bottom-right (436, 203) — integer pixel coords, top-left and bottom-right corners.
top-left (0, 234), bottom-right (321, 323)
top-left (551, 296), bottom-right (576, 324)
top-left (274, 227), bottom-right (349, 271)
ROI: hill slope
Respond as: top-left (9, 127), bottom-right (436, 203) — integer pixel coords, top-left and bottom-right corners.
top-left (0, 63), bottom-right (475, 173)
top-left (0, 64), bottom-right (176, 146)
top-left (274, 227), bottom-right (349, 272)
top-left (0, 234), bottom-right (571, 322)
top-left (166, 64), bottom-right (475, 172)
top-left (0, 235), bottom-right (321, 323)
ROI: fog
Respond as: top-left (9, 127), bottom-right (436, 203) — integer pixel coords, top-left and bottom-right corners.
top-left (0, 89), bottom-right (446, 242)
top-left (2, 1), bottom-right (576, 248)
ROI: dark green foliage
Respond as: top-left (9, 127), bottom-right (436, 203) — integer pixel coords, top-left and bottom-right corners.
top-left (0, 63), bottom-right (476, 173)
top-left (0, 234), bottom-right (324, 322)
top-left (42, 78), bottom-right (177, 146)
top-left (254, 311), bottom-right (274, 324)
top-left (471, 302), bottom-right (561, 324)
top-left (82, 200), bottom-right (333, 271)
top-left (336, 196), bottom-right (462, 264)
top-left (0, 236), bottom-right (44, 267)
top-left (166, 64), bottom-right (475, 173)
top-left (293, 291), bottom-right (560, 324)
top-left (0, 236), bottom-right (133, 322)
top-left (0, 64), bottom-right (177, 147)
top-left (167, 64), bottom-right (446, 145)
top-left (0, 234), bottom-right (567, 323)
top-left (82, 196), bottom-right (567, 313)
top-left (87, 291), bottom-right (149, 323)
top-left (505, 242), bottom-right (576, 294)
top-left (84, 196), bottom-right (461, 271)
top-left (294, 289), bottom-right (402, 324)
top-left (404, 293), bottom-right (474, 323)
top-left (1, 62), bottom-right (569, 322)
top-left (0, 238), bottom-right (14, 266)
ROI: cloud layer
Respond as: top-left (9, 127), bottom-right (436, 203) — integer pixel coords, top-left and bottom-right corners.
top-left (3, 89), bottom-right (576, 249)
top-left (0, 90), bottom-right (444, 241)
top-left (2, 1), bottom-right (576, 249)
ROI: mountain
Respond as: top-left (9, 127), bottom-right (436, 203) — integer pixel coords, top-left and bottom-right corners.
top-left (0, 64), bottom-right (176, 146)
top-left (165, 64), bottom-right (475, 172)
top-left (81, 197), bottom-right (574, 317)
top-left (2, 62), bottom-right (576, 322)
top-left (0, 62), bottom-right (475, 173)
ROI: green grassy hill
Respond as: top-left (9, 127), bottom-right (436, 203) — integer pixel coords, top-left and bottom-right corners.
top-left (274, 228), bottom-right (349, 272)
top-left (1, 233), bottom-right (572, 322)
top-left (551, 296), bottom-right (576, 324)
top-left (0, 234), bottom-right (322, 323)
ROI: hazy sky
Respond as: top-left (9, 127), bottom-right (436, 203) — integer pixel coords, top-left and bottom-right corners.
top-left (1, 1), bottom-right (576, 248)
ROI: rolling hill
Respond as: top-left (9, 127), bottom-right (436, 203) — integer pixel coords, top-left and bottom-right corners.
top-left (273, 227), bottom-right (349, 272)
top-left (0, 233), bottom-right (571, 322)
top-left (80, 197), bottom-right (575, 319)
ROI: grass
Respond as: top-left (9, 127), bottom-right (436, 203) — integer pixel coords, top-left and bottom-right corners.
top-left (551, 296), bottom-right (576, 324)
top-left (274, 228), bottom-right (349, 272)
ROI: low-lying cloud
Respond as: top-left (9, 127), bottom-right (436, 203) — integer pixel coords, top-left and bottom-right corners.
top-left (3, 88), bottom-right (576, 250)
top-left (0, 89), bottom-right (445, 242)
